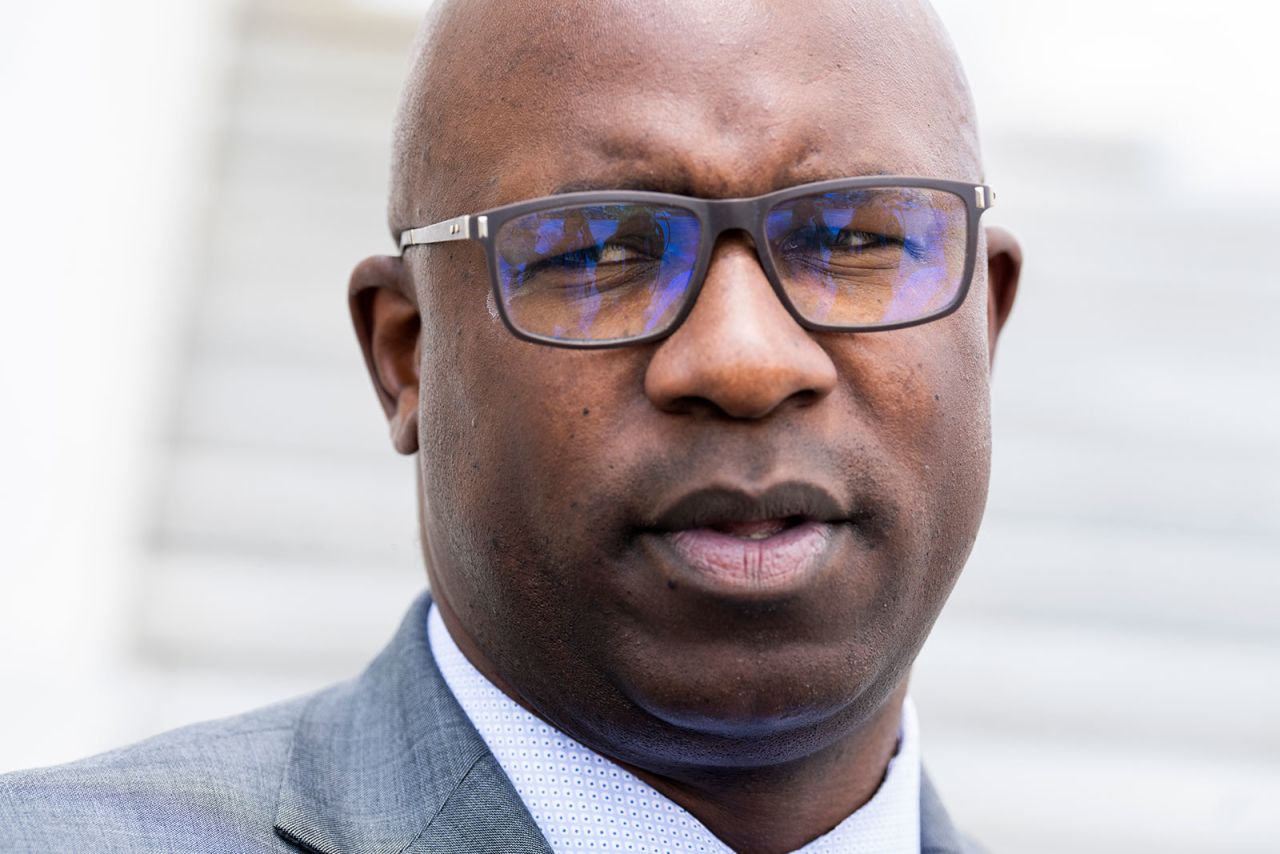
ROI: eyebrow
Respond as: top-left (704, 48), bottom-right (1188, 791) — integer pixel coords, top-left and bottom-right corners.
top-left (551, 164), bottom-right (908, 198)
top-left (552, 178), bottom-right (692, 196)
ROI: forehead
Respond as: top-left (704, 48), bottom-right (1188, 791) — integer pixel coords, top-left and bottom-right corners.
top-left (413, 0), bottom-right (977, 211)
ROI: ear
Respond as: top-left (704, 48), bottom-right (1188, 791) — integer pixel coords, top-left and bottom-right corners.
top-left (349, 255), bottom-right (421, 455)
top-left (984, 225), bottom-right (1022, 365)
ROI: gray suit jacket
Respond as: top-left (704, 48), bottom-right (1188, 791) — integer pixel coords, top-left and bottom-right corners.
top-left (0, 592), bottom-right (981, 853)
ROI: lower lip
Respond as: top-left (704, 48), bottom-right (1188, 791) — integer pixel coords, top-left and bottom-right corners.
top-left (661, 521), bottom-right (837, 596)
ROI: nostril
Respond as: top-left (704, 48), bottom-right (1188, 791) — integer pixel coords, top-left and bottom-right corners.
top-left (663, 388), bottom-right (818, 421)
top-left (646, 356), bottom-right (835, 420)
top-left (658, 394), bottom-right (730, 418)
top-left (790, 389), bottom-right (821, 408)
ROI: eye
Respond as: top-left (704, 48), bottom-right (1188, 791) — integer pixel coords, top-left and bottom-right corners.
top-left (544, 242), bottom-right (649, 269)
top-left (539, 247), bottom-right (599, 269)
top-left (778, 226), bottom-right (898, 255)
top-left (831, 230), bottom-right (897, 250)
top-left (525, 239), bottom-right (661, 284)
top-left (597, 242), bottom-right (647, 264)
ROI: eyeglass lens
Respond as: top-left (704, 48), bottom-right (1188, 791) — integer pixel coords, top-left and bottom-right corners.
top-left (764, 188), bottom-right (968, 328)
top-left (493, 187), bottom-right (968, 344)
top-left (495, 205), bottom-right (700, 343)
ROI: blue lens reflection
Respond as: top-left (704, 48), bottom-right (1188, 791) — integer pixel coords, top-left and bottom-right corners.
top-left (497, 205), bottom-right (700, 342)
top-left (765, 189), bottom-right (966, 326)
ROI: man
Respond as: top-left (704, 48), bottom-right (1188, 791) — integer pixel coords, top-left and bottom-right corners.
top-left (0, 0), bottom-right (1021, 850)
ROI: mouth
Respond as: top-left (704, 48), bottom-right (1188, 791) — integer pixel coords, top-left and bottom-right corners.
top-left (643, 483), bottom-right (854, 597)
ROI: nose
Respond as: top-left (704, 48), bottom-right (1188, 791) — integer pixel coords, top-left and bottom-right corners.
top-left (644, 235), bottom-right (838, 419)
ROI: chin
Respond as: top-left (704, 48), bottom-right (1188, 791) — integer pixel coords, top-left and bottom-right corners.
top-left (595, 634), bottom-right (908, 767)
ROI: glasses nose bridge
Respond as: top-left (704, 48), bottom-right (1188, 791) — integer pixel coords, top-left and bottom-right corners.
top-left (703, 197), bottom-right (765, 244)
top-left (700, 197), bottom-right (773, 281)
top-left (685, 197), bottom-right (795, 336)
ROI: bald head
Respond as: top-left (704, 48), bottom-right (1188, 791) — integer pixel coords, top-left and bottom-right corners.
top-left (388, 0), bottom-right (979, 237)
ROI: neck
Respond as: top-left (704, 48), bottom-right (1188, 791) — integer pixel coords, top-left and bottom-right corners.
top-left (623, 681), bottom-right (909, 854)
top-left (433, 592), bottom-right (909, 854)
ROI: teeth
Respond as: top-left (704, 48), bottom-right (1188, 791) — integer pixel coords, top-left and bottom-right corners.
top-left (711, 519), bottom-right (793, 540)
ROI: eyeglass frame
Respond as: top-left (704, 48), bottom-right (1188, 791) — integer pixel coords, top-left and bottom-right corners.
top-left (398, 176), bottom-right (996, 349)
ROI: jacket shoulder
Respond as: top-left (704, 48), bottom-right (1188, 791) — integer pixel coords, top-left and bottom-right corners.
top-left (0, 688), bottom-right (330, 853)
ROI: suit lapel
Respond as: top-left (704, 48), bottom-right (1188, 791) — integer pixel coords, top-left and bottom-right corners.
top-left (273, 592), bottom-right (552, 854)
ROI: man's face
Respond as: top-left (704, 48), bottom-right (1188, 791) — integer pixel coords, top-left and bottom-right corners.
top-left (366, 0), bottom-right (1018, 773)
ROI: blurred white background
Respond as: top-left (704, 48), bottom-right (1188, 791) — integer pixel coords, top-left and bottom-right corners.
top-left (1, 1), bottom-right (1277, 851)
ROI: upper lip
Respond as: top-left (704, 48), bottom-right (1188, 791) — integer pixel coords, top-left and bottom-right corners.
top-left (645, 481), bottom-right (850, 532)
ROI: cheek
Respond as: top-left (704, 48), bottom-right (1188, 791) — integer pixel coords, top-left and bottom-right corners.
top-left (918, 307), bottom-right (994, 582)
top-left (414, 250), bottom-right (646, 619)
top-left (413, 252), bottom-right (527, 609)
top-left (834, 301), bottom-right (993, 585)
top-left (841, 326), bottom-right (988, 471)
top-left (488, 350), bottom-right (655, 584)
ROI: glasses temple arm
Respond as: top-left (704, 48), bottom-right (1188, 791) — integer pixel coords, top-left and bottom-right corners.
top-left (399, 214), bottom-right (490, 252)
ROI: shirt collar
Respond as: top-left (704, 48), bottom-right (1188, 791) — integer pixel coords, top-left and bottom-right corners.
top-left (428, 602), bottom-right (921, 853)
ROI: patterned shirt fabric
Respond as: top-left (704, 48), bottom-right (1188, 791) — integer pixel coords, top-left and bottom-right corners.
top-left (428, 604), bottom-right (921, 853)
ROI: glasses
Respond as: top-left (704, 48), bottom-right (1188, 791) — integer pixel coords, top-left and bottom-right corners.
top-left (399, 176), bottom-right (995, 349)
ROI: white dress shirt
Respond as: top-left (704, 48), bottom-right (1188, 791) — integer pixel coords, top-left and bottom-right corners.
top-left (428, 603), bottom-right (921, 853)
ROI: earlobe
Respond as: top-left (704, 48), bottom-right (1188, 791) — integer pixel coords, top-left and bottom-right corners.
top-left (349, 255), bottom-right (422, 455)
top-left (983, 225), bottom-right (1023, 365)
